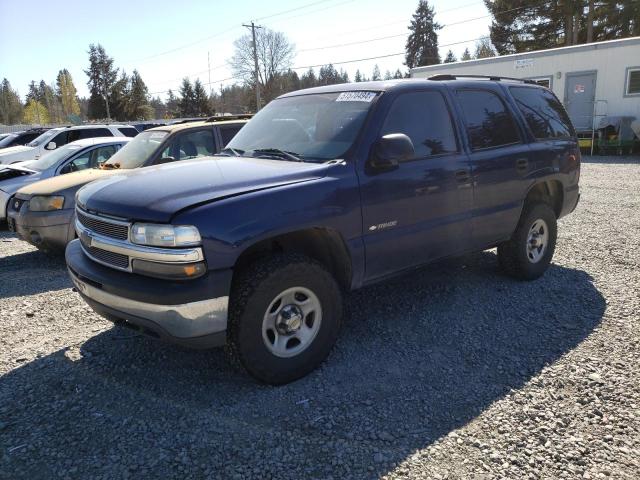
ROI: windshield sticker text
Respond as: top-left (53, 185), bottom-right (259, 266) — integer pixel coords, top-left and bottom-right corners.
top-left (336, 91), bottom-right (376, 103)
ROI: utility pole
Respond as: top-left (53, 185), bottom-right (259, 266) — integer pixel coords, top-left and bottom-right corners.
top-left (243, 21), bottom-right (263, 111)
top-left (208, 51), bottom-right (212, 97)
top-left (103, 79), bottom-right (111, 122)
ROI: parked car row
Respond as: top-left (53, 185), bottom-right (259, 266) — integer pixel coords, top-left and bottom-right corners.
top-left (0, 124), bottom-right (139, 165)
top-left (0, 128), bottom-right (50, 150)
top-left (6, 79), bottom-right (581, 385)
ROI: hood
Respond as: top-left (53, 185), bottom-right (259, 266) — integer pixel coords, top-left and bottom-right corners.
top-left (0, 145), bottom-right (38, 164)
top-left (17, 169), bottom-right (117, 197)
top-left (77, 156), bottom-right (330, 222)
top-left (0, 165), bottom-right (42, 195)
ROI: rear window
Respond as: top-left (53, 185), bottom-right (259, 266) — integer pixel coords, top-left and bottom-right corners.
top-left (456, 90), bottom-right (521, 150)
top-left (510, 86), bottom-right (574, 139)
top-left (118, 127), bottom-right (139, 138)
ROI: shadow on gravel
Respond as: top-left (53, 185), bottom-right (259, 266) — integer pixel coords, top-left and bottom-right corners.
top-left (0, 249), bottom-right (69, 299)
top-left (0, 251), bottom-right (606, 479)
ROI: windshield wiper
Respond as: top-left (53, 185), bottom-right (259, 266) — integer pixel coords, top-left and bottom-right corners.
top-left (250, 148), bottom-right (303, 162)
top-left (219, 147), bottom-right (245, 157)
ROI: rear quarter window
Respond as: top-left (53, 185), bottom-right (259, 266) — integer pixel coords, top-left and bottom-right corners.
top-left (219, 125), bottom-right (243, 147)
top-left (456, 90), bottom-right (521, 150)
top-left (509, 86), bottom-right (574, 139)
top-left (118, 127), bottom-right (139, 138)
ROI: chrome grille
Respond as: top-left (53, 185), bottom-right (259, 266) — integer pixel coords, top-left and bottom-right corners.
top-left (84, 244), bottom-right (130, 269)
top-left (77, 209), bottom-right (128, 240)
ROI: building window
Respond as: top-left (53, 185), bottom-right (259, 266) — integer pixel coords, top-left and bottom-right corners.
top-left (625, 67), bottom-right (640, 96)
top-left (526, 76), bottom-right (552, 89)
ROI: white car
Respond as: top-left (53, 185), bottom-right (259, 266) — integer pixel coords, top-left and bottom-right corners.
top-left (0, 124), bottom-right (138, 165)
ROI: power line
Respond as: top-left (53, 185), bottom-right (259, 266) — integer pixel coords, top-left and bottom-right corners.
top-left (253, 0), bottom-right (339, 22)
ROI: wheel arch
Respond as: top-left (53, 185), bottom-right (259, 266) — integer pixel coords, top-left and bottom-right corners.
top-left (232, 227), bottom-right (353, 291)
top-left (524, 179), bottom-right (564, 218)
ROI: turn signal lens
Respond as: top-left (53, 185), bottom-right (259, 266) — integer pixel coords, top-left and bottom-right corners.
top-left (131, 259), bottom-right (206, 280)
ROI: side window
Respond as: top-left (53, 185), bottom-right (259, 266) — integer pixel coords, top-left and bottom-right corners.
top-left (78, 128), bottom-right (112, 139)
top-left (162, 129), bottom-right (216, 161)
top-left (118, 127), bottom-right (139, 138)
top-left (91, 145), bottom-right (118, 167)
top-left (51, 131), bottom-right (69, 148)
top-left (510, 87), bottom-right (574, 139)
top-left (456, 90), bottom-right (521, 150)
top-left (380, 91), bottom-right (458, 158)
top-left (220, 125), bottom-right (243, 147)
top-left (64, 150), bottom-right (93, 173)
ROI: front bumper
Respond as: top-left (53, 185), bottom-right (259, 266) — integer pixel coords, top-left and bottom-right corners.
top-left (66, 239), bottom-right (232, 348)
top-left (8, 204), bottom-right (74, 251)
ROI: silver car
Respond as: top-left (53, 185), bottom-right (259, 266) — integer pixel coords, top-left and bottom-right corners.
top-left (0, 137), bottom-right (130, 223)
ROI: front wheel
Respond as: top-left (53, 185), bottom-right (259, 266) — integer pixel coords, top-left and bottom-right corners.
top-left (226, 254), bottom-right (343, 385)
top-left (498, 203), bottom-right (557, 281)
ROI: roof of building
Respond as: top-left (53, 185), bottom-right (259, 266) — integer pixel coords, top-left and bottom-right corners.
top-left (411, 36), bottom-right (640, 74)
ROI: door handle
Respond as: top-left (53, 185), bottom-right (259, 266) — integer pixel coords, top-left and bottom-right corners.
top-left (516, 158), bottom-right (528, 171)
top-left (455, 169), bottom-right (470, 182)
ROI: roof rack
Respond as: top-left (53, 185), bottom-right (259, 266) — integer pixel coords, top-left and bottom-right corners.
top-left (428, 74), bottom-right (537, 85)
top-left (205, 114), bottom-right (254, 123)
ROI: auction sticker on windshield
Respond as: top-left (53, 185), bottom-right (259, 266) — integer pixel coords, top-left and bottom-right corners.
top-left (336, 91), bottom-right (376, 102)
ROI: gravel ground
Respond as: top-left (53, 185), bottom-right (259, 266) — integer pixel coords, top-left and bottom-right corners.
top-left (1, 156), bottom-right (639, 479)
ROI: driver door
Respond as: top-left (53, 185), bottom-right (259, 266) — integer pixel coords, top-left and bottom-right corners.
top-left (358, 90), bottom-right (474, 282)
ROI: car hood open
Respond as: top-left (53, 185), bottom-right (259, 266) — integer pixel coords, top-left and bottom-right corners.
top-left (77, 156), bottom-right (331, 223)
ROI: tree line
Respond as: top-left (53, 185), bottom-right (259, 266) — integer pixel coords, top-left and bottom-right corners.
top-left (1, 0), bottom-right (637, 125)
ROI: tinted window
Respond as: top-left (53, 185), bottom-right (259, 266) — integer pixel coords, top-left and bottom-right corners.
top-left (118, 127), bottom-right (139, 138)
top-left (220, 125), bottom-right (243, 147)
top-left (51, 131), bottom-right (69, 148)
top-left (76, 128), bottom-right (113, 140)
top-left (510, 87), bottom-right (574, 139)
top-left (456, 90), bottom-right (520, 150)
top-left (380, 91), bottom-right (457, 158)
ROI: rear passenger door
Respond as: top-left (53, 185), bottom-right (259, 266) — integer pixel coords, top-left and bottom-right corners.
top-left (359, 90), bottom-right (473, 281)
top-left (454, 88), bottom-right (531, 249)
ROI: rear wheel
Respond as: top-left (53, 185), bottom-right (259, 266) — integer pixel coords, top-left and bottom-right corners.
top-left (226, 254), bottom-right (343, 385)
top-left (498, 203), bottom-right (557, 280)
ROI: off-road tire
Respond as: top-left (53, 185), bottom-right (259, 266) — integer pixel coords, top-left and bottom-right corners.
top-left (498, 202), bottom-right (557, 281)
top-left (226, 253), bottom-right (343, 385)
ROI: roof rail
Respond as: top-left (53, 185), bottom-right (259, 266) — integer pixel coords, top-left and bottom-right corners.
top-left (205, 114), bottom-right (254, 123)
top-left (428, 74), bottom-right (537, 85)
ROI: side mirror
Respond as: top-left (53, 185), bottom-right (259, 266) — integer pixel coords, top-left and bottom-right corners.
top-left (156, 156), bottom-right (176, 165)
top-left (60, 164), bottom-right (72, 175)
top-left (368, 134), bottom-right (414, 172)
top-left (45, 141), bottom-right (57, 150)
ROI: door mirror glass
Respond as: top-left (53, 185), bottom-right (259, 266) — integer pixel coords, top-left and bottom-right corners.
top-left (368, 134), bottom-right (414, 172)
top-left (45, 141), bottom-right (57, 150)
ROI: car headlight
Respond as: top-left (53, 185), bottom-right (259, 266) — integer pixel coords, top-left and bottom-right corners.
top-left (29, 195), bottom-right (65, 212)
top-left (131, 223), bottom-right (201, 247)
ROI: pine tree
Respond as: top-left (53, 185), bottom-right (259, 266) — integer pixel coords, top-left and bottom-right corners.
top-left (444, 50), bottom-right (457, 63)
top-left (56, 69), bottom-right (81, 119)
top-left (319, 65), bottom-right (341, 85)
top-left (384, 70), bottom-right (393, 80)
top-left (179, 78), bottom-right (196, 116)
top-left (0, 79), bottom-right (23, 124)
top-left (393, 69), bottom-right (404, 79)
top-left (85, 44), bottom-right (118, 120)
top-left (128, 70), bottom-right (153, 120)
top-left (300, 68), bottom-right (317, 89)
top-left (109, 71), bottom-right (130, 121)
top-left (166, 90), bottom-right (180, 118)
top-left (371, 65), bottom-right (381, 81)
top-left (39, 80), bottom-right (63, 123)
top-left (405, 0), bottom-right (441, 68)
top-left (354, 70), bottom-right (363, 82)
top-left (193, 79), bottom-right (211, 116)
top-left (461, 48), bottom-right (472, 61)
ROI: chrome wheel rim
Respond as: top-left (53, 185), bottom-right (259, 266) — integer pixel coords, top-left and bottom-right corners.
top-left (262, 286), bottom-right (322, 358)
top-left (526, 218), bottom-right (549, 264)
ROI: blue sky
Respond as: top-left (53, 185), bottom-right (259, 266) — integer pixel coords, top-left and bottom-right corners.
top-left (0, 0), bottom-right (491, 100)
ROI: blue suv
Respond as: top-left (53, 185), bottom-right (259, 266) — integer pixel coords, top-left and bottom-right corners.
top-left (66, 77), bottom-right (580, 384)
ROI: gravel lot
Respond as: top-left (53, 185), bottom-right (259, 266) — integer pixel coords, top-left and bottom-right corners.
top-left (1, 156), bottom-right (639, 479)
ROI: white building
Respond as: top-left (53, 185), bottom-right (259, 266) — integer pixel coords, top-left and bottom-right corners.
top-left (410, 37), bottom-right (640, 133)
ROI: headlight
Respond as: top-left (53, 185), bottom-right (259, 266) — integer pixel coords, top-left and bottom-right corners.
top-left (29, 195), bottom-right (65, 212)
top-left (131, 223), bottom-right (201, 247)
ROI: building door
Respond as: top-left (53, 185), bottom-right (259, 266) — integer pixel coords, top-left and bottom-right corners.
top-left (564, 71), bottom-right (597, 131)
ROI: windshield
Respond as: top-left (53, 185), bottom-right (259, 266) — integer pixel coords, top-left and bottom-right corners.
top-left (27, 129), bottom-right (58, 147)
top-left (227, 91), bottom-right (377, 161)
top-left (0, 134), bottom-right (18, 147)
top-left (24, 144), bottom-right (84, 171)
top-left (102, 130), bottom-right (168, 169)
